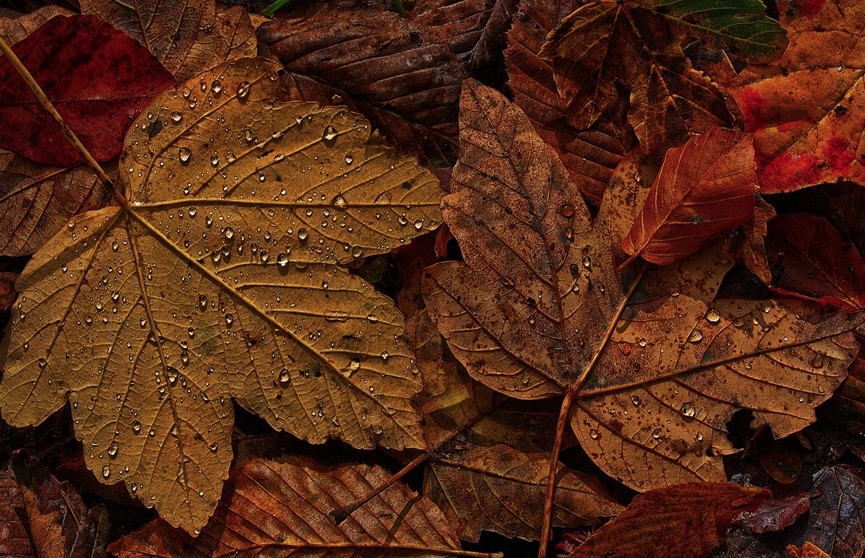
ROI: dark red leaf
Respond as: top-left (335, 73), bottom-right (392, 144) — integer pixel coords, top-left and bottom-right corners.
top-left (733, 491), bottom-right (810, 534)
top-left (0, 15), bottom-right (173, 166)
top-left (767, 213), bottom-right (865, 312)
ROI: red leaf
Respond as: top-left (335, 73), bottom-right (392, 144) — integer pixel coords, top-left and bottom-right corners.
top-left (562, 482), bottom-right (770, 558)
top-left (622, 128), bottom-right (756, 265)
top-left (0, 15), bottom-right (173, 166)
top-left (733, 491), bottom-right (810, 534)
top-left (767, 213), bottom-right (865, 312)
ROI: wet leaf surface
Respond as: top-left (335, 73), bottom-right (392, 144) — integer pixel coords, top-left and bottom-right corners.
top-left (0, 15), bottom-right (174, 166)
top-left (0, 58), bottom-right (443, 533)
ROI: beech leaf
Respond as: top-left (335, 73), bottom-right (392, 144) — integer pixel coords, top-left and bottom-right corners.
top-left (0, 15), bottom-right (174, 166)
top-left (622, 127), bottom-right (757, 265)
top-left (423, 80), bottom-right (863, 493)
top-left (0, 58), bottom-right (443, 533)
top-left (108, 458), bottom-right (468, 558)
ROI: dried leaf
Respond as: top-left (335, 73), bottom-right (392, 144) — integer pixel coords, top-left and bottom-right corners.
top-left (505, 0), bottom-right (635, 205)
top-left (426, 437), bottom-right (623, 542)
top-left (258, 2), bottom-right (465, 166)
top-left (0, 58), bottom-right (443, 533)
top-left (424, 80), bottom-right (863, 493)
top-left (733, 491), bottom-right (810, 534)
top-left (410, 0), bottom-right (518, 76)
top-left (109, 458), bottom-right (466, 557)
top-left (766, 213), bottom-right (865, 312)
top-left (787, 542), bottom-right (832, 558)
top-left (80, 0), bottom-right (257, 83)
top-left (538, 0), bottom-right (784, 156)
top-left (0, 150), bottom-right (114, 256)
top-left (622, 128), bottom-right (757, 265)
top-left (0, 4), bottom-right (72, 45)
top-left (561, 482), bottom-right (770, 558)
top-left (731, 0), bottom-right (865, 193)
top-left (0, 15), bottom-right (174, 166)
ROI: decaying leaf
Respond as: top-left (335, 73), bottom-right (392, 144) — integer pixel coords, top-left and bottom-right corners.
top-left (410, 0), bottom-right (518, 77)
top-left (0, 58), bottom-right (443, 533)
top-left (731, 0), bottom-right (865, 193)
top-left (767, 213), bottom-right (865, 312)
top-left (0, 150), bottom-right (114, 257)
top-left (538, 0), bottom-right (785, 156)
top-left (258, 2), bottom-right (465, 166)
top-left (0, 4), bottom-right (72, 45)
top-left (505, 0), bottom-right (635, 205)
top-left (622, 128), bottom-right (756, 265)
top-left (787, 543), bottom-right (832, 558)
top-left (425, 415), bottom-right (623, 542)
top-left (109, 458), bottom-right (467, 558)
top-left (424, 80), bottom-right (862, 495)
top-left (80, 0), bottom-right (257, 84)
top-left (0, 15), bottom-right (174, 166)
top-left (561, 482), bottom-right (770, 558)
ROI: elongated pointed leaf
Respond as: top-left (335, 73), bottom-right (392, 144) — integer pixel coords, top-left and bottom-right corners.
top-left (424, 80), bottom-right (862, 493)
top-left (0, 58), bottom-right (443, 533)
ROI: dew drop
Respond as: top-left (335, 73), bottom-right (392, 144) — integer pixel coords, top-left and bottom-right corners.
top-left (323, 125), bottom-right (338, 141)
top-left (179, 147), bottom-right (192, 162)
top-left (352, 246), bottom-right (363, 258)
top-left (705, 309), bottom-right (721, 324)
top-left (631, 395), bottom-right (641, 406)
top-left (278, 369), bottom-right (290, 385)
top-left (211, 79), bottom-right (222, 94)
top-left (589, 429), bottom-right (599, 439)
top-left (582, 256), bottom-right (592, 269)
top-left (652, 428), bottom-right (661, 440)
top-left (209, 442), bottom-right (218, 452)
top-left (276, 253), bottom-right (289, 267)
top-left (380, 351), bottom-right (389, 361)
top-left (236, 81), bottom-right (250, 99)
top-left (132, 420), bottom-right (141, 434)
top-left (344, 154), bottom-right (353, 164)
top-left (298, 228), bottom-right (308, 241)
top-left (687, 329), bottom-right (704, 343)
top-left (811, 353), bottom-right (825, 368)
top-left (108, 442), bottom-right (118, 457)
top-left (222, 227), bottom-right (235, 241)
top-left (367, 314), bottom-right (378, 323)
top-left (680, 402), bottom-right (696, 418)
top-left (111, 240), bottom-right (119, 251)
top-left (198, 294), bottom-right (208, 310)
top-left (102, 465), bottom-right (110, 478)
top-left (170, 111), bottom-right (182, 123)
top-left (224, 313), bottom-right (233, 326)
top-left (638, 338), bottom-right (647, 348)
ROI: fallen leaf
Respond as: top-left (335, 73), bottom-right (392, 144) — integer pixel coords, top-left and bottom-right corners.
top-left (80, 0), bottom-right (257, 83)
top-left (425, 424), bottom-right (623, 542)
top-left (0, 4), bottom-right (72, 45)
top-left (0, 15), bottom-right (174, 166)
top-left (766, 213), bottom-right (865, 312)
top-left (410, 0), bottom-right (518, 78)
top-left (0, 454), bottom-right (110, 558)
top-left (258, 2), bottom-right (465, 166)
top-left (622, 128), bottom-right (756, 265)
top-left (724, 194), bottom-right (776, 285)
top-left (424, 80), bottom-right (862, 494)
top-left (108, 458), bottom-right (468, 558)
top-left (0, 150), bottom-right (114, 256)
top-left (0, 272), bottom-right (17, 315)
top-left (727, 466), bottom-right (865, 558)
top-left (0, 58), bottom-right (443, 533)
top-left (538, 0), bottom-right (785, 156)
top-left (758, 436), bottom-right (803, 484)
top-left (731, 0), bottom-right (865, 192)
top-left (505, 0), bottom-right (635, 205)
top-left (561, 482), bottom-right (770, 558)
top-left (787, 542), bottom-right (832, 558)
top-left (733, 490), bottom-right (810, 534)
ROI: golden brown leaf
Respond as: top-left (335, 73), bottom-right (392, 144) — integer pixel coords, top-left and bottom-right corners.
top-left (424, 80), bottom-right (862, 494)
top-left (787, 542), bottom-right (833, 558)
top-left (109, 458), bottom-right (469, 558)
top-left (79, 0), bottom-right (257, 83)
top-left (258, 2), bottom-right (465, 166)
top-left (0, 150), bottom-right (113, 256)
top-left (731, 0), bottom-right (865, 193)
top-left (0, 5), bottom-right (73, 45)
top-left (0, 58), bottom-right (443, 533)
top-left (622, 128), bottom-right (756, 265)
top-left (505, 0), bottom-right (635, 205)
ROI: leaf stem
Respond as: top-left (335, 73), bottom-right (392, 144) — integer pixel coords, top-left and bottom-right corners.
top-left (0, 35), bottom-right (122, 207)
top-left (537, 388), bottom-right (575, 558)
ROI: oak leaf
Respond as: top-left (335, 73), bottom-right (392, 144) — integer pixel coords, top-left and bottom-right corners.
top-left (0, 15), bottom-right (174, 166)
top-left (731, 0), bottom-right (865, 193)
top-left (505, 0), bottom-right (635, 205)
top-left (423, 80), bottom-right (862, 495)
top-left (561, 482), bottom-right (770, 558)
top-left (0, 58), bottom-right (443, 533)
top-left (258, 2), bottom-right (465, 166)
top-left (0, 150), bottom-right (113, 257)
top-left (539, 0), bottom-right (785, 157)
top-left (108, 458), bottom-right (467, 558)
top-left (622, 127), bottom-right (757, 265)
top-left (80, 0), bottom-right (257, 84)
